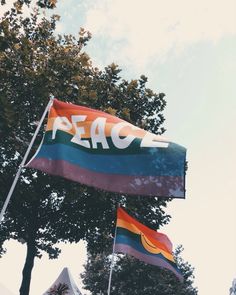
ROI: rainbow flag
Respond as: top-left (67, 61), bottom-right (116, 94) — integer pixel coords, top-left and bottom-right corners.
top-left (115, 207), bottom-right (183, 281)
top-left (26, 99), bottom-right (186, 198)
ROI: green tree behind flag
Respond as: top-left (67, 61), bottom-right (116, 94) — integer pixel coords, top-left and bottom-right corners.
top-left (82, 247), bottom-right (197, 295)
top-left (0, 2), bottom-right (195, 295)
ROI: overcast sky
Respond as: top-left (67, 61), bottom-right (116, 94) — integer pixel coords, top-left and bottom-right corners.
top-left (1, 1), bottom-right (236, 294)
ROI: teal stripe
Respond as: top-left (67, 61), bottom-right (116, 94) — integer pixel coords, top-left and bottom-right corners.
top-left (44, 130), bottom-right (186, 156)
top-left (34, 142), bottom-right (185, 176)
top-left (117, 227), bottom-right (140, 242)
top-left (44, 130), bottom-right (145, 155)
top-left (116, 228), bottom-right (177, 268)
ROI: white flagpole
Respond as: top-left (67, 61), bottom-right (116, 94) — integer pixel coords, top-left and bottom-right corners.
top-left (0, 97), bottom-right (54, 223)
top-left (107, 223), bottom-right (118, 295)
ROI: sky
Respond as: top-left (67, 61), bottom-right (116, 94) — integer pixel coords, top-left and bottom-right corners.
top-left (0, 0), bottom-right (236, 294)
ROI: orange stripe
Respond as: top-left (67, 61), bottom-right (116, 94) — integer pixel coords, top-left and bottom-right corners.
top-left (117, 218), bottom-right (174, 261)
top-left (117, 218), bottom-right (140, 234)
top-left (49, 100), bottom-right (169, 144)
top-left (46, 118), bottom-right (112, 138)
top-left (117, 208), bottom-right (172, 253)
top-left (46, 117), bottom-right (148, 139)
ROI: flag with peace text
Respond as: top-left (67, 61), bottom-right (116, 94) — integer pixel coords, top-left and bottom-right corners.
top-left (26, 99), bottom-right (186, 198)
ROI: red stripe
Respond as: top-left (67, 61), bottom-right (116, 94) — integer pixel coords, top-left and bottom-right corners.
top-left (51, 99), bottom-right (123, 123)
top-left (114, 243), bottom-right (183, 281)
top-left (27, 158), bottom-right (185, 198)
top-left (117, 208), bottom-right (173, 253)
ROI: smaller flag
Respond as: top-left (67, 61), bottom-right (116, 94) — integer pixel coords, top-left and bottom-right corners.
top-left (115, 207), bottom-right (183, 281)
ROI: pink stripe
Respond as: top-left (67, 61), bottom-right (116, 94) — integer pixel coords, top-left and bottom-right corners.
top-left (115, 243), bottom-right (183, 281)
top-left (27, 158), bottom-right (185, 198)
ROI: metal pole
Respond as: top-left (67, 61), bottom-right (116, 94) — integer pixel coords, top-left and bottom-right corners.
top-left (107, 224), bottom-right (118, 295)
top-left (0, 97), bottom-right (54, 223)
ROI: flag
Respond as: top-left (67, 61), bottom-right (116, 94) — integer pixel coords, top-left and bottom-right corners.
top-left (26, 99), bottom-right (186, 198)
top-left (115, 207), bottom-right (183, 281)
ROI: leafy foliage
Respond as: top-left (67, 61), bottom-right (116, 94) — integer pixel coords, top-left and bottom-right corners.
top-left (0, 5), bottom-right (170, 295)
top-left (81, 246), bottom-right (198, 295)
top-left (1, 0), bottom-right (57, 9)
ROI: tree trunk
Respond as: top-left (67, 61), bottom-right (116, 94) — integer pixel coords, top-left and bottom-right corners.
top-left (19, 241), bottom-right (36, 295)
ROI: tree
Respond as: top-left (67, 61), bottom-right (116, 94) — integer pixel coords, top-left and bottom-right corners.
top-left (1, 0), bottom-right (57, 9)
top-left (81, 245), bottom-right (198, 295)
top-left (0, 4), bottom-right (170, 295)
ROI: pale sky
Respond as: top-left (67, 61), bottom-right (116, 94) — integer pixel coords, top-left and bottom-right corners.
top-left (0, 1), bottom-right (236, 294)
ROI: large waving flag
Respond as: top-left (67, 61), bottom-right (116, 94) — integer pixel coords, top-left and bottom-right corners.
top-left (115, 207), bottom-right (183, 281)
top-left (26, 99), bottom-right (186, 198)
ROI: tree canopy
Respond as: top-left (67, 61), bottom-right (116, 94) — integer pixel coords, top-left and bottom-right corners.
top-left (82, 245), bottom-right (198, 295)
top-left (1, 0), bottom-right (57, 10)
top-left (0, 4), bottom-right (178, 295)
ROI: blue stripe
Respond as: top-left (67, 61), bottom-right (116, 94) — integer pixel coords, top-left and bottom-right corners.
top-left (34, 143), bottom-right (185, 176)
top-left (116, 233), bottom-right (177, 267)
top-left (36, 144), bottom-right (185, 176)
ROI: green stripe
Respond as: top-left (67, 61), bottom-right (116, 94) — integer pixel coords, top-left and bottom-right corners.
top-left (116, 227), bottom-right (177, 269)
top-left (43, 130), bottom-right (148, 155)
top-left (117, 227), bottom-right (140, 242)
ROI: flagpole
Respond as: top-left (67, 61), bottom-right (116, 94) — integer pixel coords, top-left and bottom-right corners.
top-left (107, 222), bottom-right (118, 295)
top-left (0, 97), bottom-right (54, 223)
